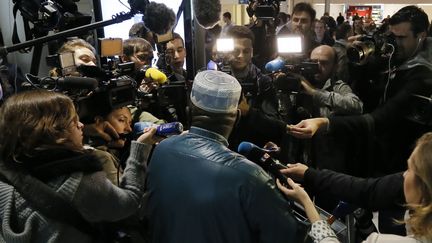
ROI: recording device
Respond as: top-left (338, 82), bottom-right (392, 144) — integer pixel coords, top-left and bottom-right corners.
top-left (12, 0), bottom-right (92, 34)
top-left (327, 201), bottom-right (357, 225)
top-left (246, 0), bottom-right (282, 19)
top-left (347, 31), bottom-right (397, 66)
top-left (23, 73), bottom-right (98, 91)
top-left (133, 121), bottom-right (183, 137)
top-left (237, 141), bottom-right (289, 185)
top-left (406, 94), bottom-right (432, 126)
top-left (193, 0), bottom-right (221, 29)
top-left (211, 38), bottom-right (235, 74)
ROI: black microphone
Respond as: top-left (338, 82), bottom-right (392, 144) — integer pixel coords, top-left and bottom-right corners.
top-left (238, 142), bottom-right (289, 183)
top-left (142, 2), bottom-right (176, 35)
top-left (193, 0), bottom-right (221, 29)
top-left (57, 76), bottom-right (98, 90)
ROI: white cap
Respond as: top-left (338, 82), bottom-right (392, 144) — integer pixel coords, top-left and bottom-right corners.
top-left (190, 70), bottom-right (242, 113)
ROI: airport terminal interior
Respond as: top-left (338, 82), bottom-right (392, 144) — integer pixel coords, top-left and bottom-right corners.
top-left (0, 0), bottom-right (431, 242)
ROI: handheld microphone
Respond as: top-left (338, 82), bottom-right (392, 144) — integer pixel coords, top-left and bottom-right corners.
top-left (265, 57), bottom-right (285, 72)
top-left (57, 76), bottom-right (98, 90)
top-left (133, 121), bottom-right (183, 137)
top-left (143, 67), bottom-right (168, 84)
top-left (327, 201), bottom-right (357, 225)
top-left (238, 142), bottom-right (289, 183)
top-left (142, 2), bottom-right (176, 35)
top-left (193, 0), bottom-right (221, 29)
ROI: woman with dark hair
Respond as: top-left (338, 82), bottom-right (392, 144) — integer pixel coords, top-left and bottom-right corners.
top-left (0, 90), bottom-right (159, 242)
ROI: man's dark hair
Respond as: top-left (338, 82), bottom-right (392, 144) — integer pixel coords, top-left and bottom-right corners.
top-left (172, 32), bottom-right (184, 47)
top-left (335, 22), bottom-right (352, 40)
top-left (226, 25), bottom-right (255, 45)
top-left (389, 5), bottom-right (429, 36)
top-left (292, 2), bottom-right (316, 22)
top-left (223, 12), bottom-right (231, 20)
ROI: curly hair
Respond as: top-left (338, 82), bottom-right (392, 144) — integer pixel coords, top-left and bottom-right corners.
top-left (0, 90), bottom-right (83, 164)
top-left (406, 132), bottom-right (432, 239)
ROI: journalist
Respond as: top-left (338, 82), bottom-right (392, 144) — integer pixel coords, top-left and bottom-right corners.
top-left (145, 70), bottom-right (299, 243)
top-left (0, 90), bottom-right (159, 242)
top-left (288, 5), bottom-right (432, 234)
top-left (277, 132), bottom-right (432, 243)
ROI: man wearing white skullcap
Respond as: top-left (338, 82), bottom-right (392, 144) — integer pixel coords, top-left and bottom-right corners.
top-left (145, 70), bottom-right (299, 243)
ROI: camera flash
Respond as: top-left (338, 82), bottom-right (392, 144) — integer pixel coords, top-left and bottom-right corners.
top-left (216, 38), bottom-right (235, 53)
top-left (277, 36), bottom-right (302, 54)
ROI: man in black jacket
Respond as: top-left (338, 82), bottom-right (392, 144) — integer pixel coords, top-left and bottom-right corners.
top-left (288, 5), bottom-right (432, 235)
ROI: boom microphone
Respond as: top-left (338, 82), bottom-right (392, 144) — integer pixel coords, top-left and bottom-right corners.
top-left (57, 76), bottom-right (98, 90)
top-left (238, 142), bottom-right (289, 183)
top-left (143, 2), bottom-right (176, 35)
top-left (193, 0), bottom-right (221, 29)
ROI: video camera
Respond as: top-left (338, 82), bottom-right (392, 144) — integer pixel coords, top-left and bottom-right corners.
top-left (12, 0), bottom-right (92, 34)
top-left (347, 31), bottom-right (397, 66)
top-left (266, 35), bottom-right (319, 93)
top-left (246, 0), bottom-right (282, 19)
top-left (44, 38), bottom-right (137, 123)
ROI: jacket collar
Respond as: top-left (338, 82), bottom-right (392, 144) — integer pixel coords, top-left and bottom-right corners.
top-left (189, 126), bottom-right (229, 147)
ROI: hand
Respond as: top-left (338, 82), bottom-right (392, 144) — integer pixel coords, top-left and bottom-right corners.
top-left (137, 127), bottom-right (164, 145)
top-left (277, 178), bottom-right (310, 205)
top-left (238, 93), bottom-right (250, 117)
top-left (287, 118), bottom-right (329, 139)
top-left (280, 163), bottom-right (309, 182)
top-left (139, 79), bottom-right (159, 93)
top-left (300, 79), bottom-right (317, 96)
top-left (83, 120), bottom-right (119, 142)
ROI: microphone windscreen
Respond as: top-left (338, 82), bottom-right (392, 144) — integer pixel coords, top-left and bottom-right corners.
top-left (238, 141), bottom-right (265, 163)
top-left (193, 0), bottom-right (221, 29)
top-left (143, 2), bottom-right (176, 35)
top-left (265, 57), bottom-right (285, 72)
top-left (145, 67), bottom-right (168, 84)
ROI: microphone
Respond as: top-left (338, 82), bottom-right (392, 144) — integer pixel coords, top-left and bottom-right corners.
top-left (327, 201), bottom-right (357, 225)
top-left (57, 76), bottom-right (98, 90)
top-left (142, 2), bottom-right (176, 35)
top-left (265, 57), bottom-right (285, 72)
top-left (133, 121), bottom-right (183, 137)
top-left (238, 142), bottom-right (289, 183)
top-left (144, 67), bottom-right (168, 85)
top-left (193, 0), bottom-right (221, 29)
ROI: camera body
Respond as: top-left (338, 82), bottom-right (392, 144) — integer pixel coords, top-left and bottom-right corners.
top-left (246, 0), bottom-right (282, 19)
top-left (347, 31), bottom-right (397, 66)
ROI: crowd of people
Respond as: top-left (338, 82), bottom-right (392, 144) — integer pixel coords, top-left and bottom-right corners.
top-left (0, 1), bottom-right (431, 243)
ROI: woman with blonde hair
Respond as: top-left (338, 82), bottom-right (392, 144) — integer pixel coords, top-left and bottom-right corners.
top-left (0, 90), bottom-right (159, 242)
top-left (277, 132), bottom-right (432, 242)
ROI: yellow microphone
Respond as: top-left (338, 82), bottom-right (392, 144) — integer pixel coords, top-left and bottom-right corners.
top-left (145, 67), bottom-right (168, 85)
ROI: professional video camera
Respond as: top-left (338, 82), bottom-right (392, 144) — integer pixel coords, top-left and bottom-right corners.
top-left (266, 35), bottom-right (319, 93)
top-left (246, 0), bottom-right (282, 19)
top-left (44, 38), bottom-right (137, 122)
top-left (12, 0), bottom-right (92, 36)
top-left (347, 30), bottom-right (397, 66)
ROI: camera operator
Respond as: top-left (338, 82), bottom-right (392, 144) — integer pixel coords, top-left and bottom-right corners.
top-left (288, 2), bottom-right (320, 56)
top-left (145, 70), bottom-right (300, 243)
top-left (299, 45), bottom-right (362, 173)
top-left (288, 5), bottom-right (432, 235)
top-left (220, 25), bottom-right (290, 149)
